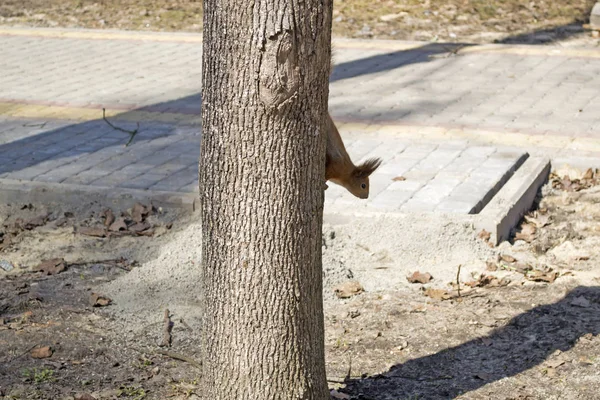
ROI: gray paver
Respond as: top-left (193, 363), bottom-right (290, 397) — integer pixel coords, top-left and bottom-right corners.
top-left (1, 29), bottom-right (600, 215)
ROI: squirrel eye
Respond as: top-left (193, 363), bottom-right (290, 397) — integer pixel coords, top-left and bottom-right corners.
top-left (361, 183), bottom-right (366, 189)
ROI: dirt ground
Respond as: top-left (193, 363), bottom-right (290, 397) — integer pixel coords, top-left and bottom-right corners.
top-left (0, 0), bottom-right (599, 44)
top-left (1, 166), bottom-right (599, 400)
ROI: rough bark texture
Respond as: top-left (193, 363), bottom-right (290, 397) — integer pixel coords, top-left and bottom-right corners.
top-left (199, 0), bottom-right (333, 398)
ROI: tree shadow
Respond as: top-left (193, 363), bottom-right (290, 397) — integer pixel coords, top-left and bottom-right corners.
top-left (496, 22), bottom-right (590, 45)
top-left (0, 95), bottom-right (201, 192)
top-left (331, 43), bottom-right (472, 82)
top-left (341, 286), bottom-right (600, 399)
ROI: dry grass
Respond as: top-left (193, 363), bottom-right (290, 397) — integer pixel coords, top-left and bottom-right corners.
top-left (0, 0), bottom-right (596, 43)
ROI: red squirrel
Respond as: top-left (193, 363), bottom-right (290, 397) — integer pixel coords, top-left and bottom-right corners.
top-left (325, 113), bottom-right (382, 199)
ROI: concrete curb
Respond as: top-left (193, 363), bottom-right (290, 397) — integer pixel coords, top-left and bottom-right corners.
top-left (475, 157), bottom-right (551, 244)
top-left (591, 2), bottom-right (600, 30)
top-left (0, 178), bottom-right (199, 211)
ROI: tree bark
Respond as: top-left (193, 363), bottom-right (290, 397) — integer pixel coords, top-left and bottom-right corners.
top-left (199, 0), bottom-right (332, 398)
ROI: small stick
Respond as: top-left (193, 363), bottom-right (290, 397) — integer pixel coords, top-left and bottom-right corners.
top-left (160, 309), bottom-right (172, 347)
top-left (456, 264), bottom-right (462, 298)
top-left (179, 317), bottom-right (193, 332)
top-left (344, 355), bottom-right (352, 383)
top-left (156, 350), bottom-right (202, 369)
top-left (7, 344), bottom-right (39, 363)
top-left (102, 108), bottom-right (140, 146)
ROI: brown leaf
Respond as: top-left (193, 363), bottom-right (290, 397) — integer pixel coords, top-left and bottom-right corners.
top-left (333, 281), bottom-right (364, 299)
top-left (109, 218), bottom-right (128, 232)
top-left (30, 346), bottom-right (53, 359)
top-left (35, 258), bottom-right (67, 275)
top-left (466, 275), bottom-right (510, 288)
top-left (500, 254), bottom-right (516, 263)
top-left (79, 226), bottom-right (107, 238)
top-left (102, 209), bottom-right (115, 227)
top-left (136, 229), bottom-right (155, 237)
top-left (23, 214), bottom-right (48, 230)
top-left (392, 176), bottom-right (406, 182)
top-left (526, 270), bottom-right (558, 283)
top-left (477, 229), bottom-right (491, 241)
top-left (407, 271), bottom-right (433, 284)
top-left (128, 221), bottom-right (151, 233)
top-left (90, 293), bottom-right (112, 307)
top-left (515, 223), bottom-right (536, 242)
top-left (582, 168), bottom-right (594, 180)
top-left (485, 261), bottom-right (498, 271)
top-left (423, 288), bottom-right (451, 301)
top-left (131, 202), bottom-right (151, 223)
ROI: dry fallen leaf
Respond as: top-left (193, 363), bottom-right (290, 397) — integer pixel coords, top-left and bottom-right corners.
top-left (132, 202), bottom-right (149, 223)
top-left (22, 214), bottom-right (48, 230)
top-left (477, 229), bottom-right (491, 241)
top-left (515, 223), bottom-right (536, 242)
top-left (485, 261), bottom-right (498, 271)
top-left (109, 218), bottom-right (128, 232)
top-left (333, 281), bottom-right (364, 299)
top-left (35, 258), bottom-right (67, 275)
top-left (102, 209), bottom-right (115, 227)
top-left (423, 288), bottom-right (451, 301)
top-left (90, 293), bottom-right (112, 307)
top-left (407, 271), bottom-right (433, 284)
top-left (465, 275), bottom-right (510, 288)
top-left (392, 176), bottom-right (406, 182)
top-left (500, 254), bottom-right (516, 263)
top-left (128, 221), bottom-right (151, 233)
top-left (79, 226), bottom-right (107, 238)
top-left (526, 269), bottom-right (558, 283)
top-left (30, 346), bottom-right (53, 359)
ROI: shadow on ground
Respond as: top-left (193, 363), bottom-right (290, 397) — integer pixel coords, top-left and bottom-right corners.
top-left (0, 42), bottom-right (461, 184)
top-left (497, 22), bottom-right (590, 45)
top-left (341, 286), bottom-right (600, 399)
top-left (331, 43), bottom-right (470, 82)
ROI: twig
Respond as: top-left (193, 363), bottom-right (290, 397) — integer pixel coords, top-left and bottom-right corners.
top-left (344, 354), bottom-right (352, 383)
top-left (160, 309), bottom-right (172, 348)
top-left (23, 122), bottom-right (47, 128)
top-left (102, 108), bottom-right (140, 146)
top-left (456, 264), bottom-right (462, 298)
top-left (7, 344), bottom-right (39, 363)
top-left (156, 350), bottom-right (202, 369)
top-left (179, 317), bottom-right (193, 332)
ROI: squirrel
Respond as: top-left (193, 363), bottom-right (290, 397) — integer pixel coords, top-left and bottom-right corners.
top-left (325, 113), bottom-right (382, 199)
top-left (324, 51), bottom-right (381, 199)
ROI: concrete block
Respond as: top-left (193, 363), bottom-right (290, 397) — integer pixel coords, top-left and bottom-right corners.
top-left (476, 157), bottom-right (551, 244)
top-left (588, 3), bottom-right (599, 28)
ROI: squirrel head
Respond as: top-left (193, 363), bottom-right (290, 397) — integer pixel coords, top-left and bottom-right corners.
top-left (345, 158), bottom-right (382, 199)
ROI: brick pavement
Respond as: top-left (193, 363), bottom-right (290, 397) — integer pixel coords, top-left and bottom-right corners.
top-left (1, 28), bottom-right (599, 213)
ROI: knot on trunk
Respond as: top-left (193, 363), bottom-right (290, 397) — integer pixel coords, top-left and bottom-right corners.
top-left (258, 30), bottom-right (300, 109)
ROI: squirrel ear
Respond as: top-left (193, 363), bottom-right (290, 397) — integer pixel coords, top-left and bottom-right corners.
top-left (354, 158), bottom-right (382, 178)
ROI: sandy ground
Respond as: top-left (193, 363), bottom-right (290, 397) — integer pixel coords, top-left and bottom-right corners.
top-left (0, 0), bottom-right (599, 45)
top-left (1, 166), bottom-right (599, 399)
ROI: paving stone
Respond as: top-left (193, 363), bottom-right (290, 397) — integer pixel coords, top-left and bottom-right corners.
top-left (1, 31), bottom-right (599, 215)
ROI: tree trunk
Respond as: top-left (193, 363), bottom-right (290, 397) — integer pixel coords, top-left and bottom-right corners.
top-left (199, 0), bottom-right (332, 398)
